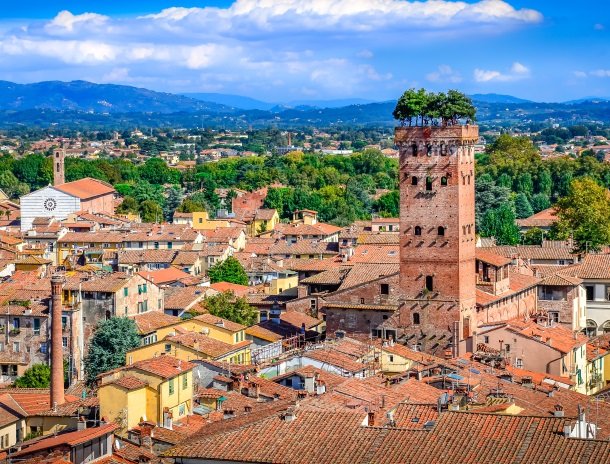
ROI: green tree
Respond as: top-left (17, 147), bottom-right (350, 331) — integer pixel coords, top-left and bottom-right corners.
top-left (479, 204), bottom-right (520, 245)
top-left (204, 291), bottom-right (257, 326)
top-left (522, 227), bottom-right (545, 245)
top-left (164, 187), bottom-right (183, 221)
top-left (530, 193), bottom-right (551, 213)
top-left (374, 190), bottom-right (399, 217)
top-left (139, 200), bottom-right (163, 223)
top-left (15, 363), bottom-right (51, 388)
top-left (116, 196), bottom-right (139, 215)
top-left (208, 257), bottom-right (249, 285)
top-left (555, 177), bottom-right (610, 253)
top-left (514, 193), bottom-right (534, 219)
top-left (84, 318), bottom-right (140, 385)
top-left (0, 170), bottom-right (29, 198)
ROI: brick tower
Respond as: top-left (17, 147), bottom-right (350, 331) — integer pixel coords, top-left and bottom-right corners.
top-left (395, 125), bottom-right (478, 356)
top-left (53, 149), bottom-right (65, 186)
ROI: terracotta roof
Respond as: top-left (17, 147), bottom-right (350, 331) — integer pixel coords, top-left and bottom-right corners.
top-left (0, 391), bottom-right (80, 416)
top-left (280, 311), bottom-right (322, 329)
top-left (130, 355), bottom-right (195, 379)
top-left (130, 311), bottom-right (181, 335)
top-left (540, 273), bottom-right (582, 286)
top-left (516, 207), bottom-right (558, 227)
top-left (109, 375), bottom-right (148, 391)
top-left (476, 272), bottom-right (540, 307)
top-left (558, 253), bottom-right (610, 280)
top-left (275, 222), bottom-right (341, 237)
top-left (209, 282), bottom-right (251, 297)
top-left (245, 324), bottom-right (284, 342)
top-left (505, 319), bottom-right (588, 354)
top-left (254, 209), bottom-right (277, 221)
top-left (117, 250), bottom-right (177, 264)
top-left (356, 233), bottom-right (399, 245)
top-left (165, 332), bottom-right (251, 359)
top-left (139, 267), bottom-right (191, 285)
top-left (163, 406), bottom-right (610, 464)
top-left (269, 240), bottom-right (339, 257)
top-left (303, 349), bottom-right (366, 374)
top-left (479, 245), bottom-right (576, 261)
top-left (337, 263), bottom-right (399, 291)
top-left (349, 245), bottom-right (400, 264)
top-left (194, 313), bottom-right (246, 332)
top-left (13, 423), bottom-right (117, 458)
top-left (475, 250), bottom-right (511, 267)
top-left (55, 178), bottom-right (115, 200)
top-left (64, 273), bottom-right (133, 293)
top-left (164, 286), bottom-right (208, 310)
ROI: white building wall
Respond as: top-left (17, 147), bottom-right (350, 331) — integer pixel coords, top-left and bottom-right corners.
top-left (20, 187), bottom-right (81, 231)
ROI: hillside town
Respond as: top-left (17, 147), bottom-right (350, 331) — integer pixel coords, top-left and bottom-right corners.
top-left (0, 117), bottom-right (606, 464)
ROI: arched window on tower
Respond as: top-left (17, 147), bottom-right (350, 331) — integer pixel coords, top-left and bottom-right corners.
top-left (411, 176), bottom-right (418, 186)
top-left (426, 144), bottom-right (433, 156)
top-left (414, 226), bottom-right (422, 236)
top-left (411, 144), bottom-right (418, 157)
top-left (441, 176), bottom-right (448, 186)
top-left (425, 275), bottom-right (434, 292)
top-left (440, 144), bottom-right (447, 156)
top-left (413, 313), bottom-right (420, 325)
top-left (438, 226), bottom-right (445, 236)
top-left (426, 177), bottom-right (433, 191)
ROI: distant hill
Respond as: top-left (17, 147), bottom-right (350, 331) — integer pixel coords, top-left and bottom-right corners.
top-left (183, 92), bottom-right (276, 111)
top-left (469, 93), bottom-right (532, 104)
top-left (0, 80), bottom-right (232, 113)
top-left (563, 97), bottom-right (610, 104)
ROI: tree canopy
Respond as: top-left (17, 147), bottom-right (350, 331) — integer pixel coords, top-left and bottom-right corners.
top-left (15, 363), bottom-right (52, 388)
top-left (84, 317), bottom-right (140, 385)
top-left (208, 256), bottom-right (249, 286)
top-left (393, 88), bottom-right (476, 126)
top-left (204, 291), bottom-right (257, 326)
top-left (555, 177), bottom-right (610, 253)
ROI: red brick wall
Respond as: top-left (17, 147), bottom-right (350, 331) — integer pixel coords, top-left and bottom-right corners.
top-left (396, 126), bottom-right (478, 348)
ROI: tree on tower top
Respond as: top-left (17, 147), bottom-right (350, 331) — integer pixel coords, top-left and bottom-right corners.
top-left (393, 88), bottom-right (476, 127)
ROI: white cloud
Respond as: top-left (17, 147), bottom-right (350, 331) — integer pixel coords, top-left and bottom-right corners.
top-left (0, 1), bottom-right (543, 98)
top-left (591, 69), bottom-right (610, 77)
top-left (573, 71), bottom-right (587, 78)
top-left (474, 61), bottom-right (530, 82)
top-left (426, 65), bottom-right (462, 83)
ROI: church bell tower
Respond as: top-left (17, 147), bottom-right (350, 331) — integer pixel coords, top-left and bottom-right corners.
top-left (53, 149), bottom-right (65, 186)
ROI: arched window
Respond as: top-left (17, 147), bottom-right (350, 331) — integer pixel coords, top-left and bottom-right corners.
top-left (413, 312), bottom-right (420, 325)
top-left (601, 321), bottom-right (610, 333)
top-left (438, 226), bottom-right (445, 236)
top-left (462, 176), bottom-right (466, 185)
top-left (425, 275), bottom-right (434, 292)
top-left (440, 144), bottom-right (447, 156)
top-left (586, 319), bottom-right (597, 337)
top-left (426, 144), bottom-right (433, 156)
top-left (441, 176), bottom-right (448, 186)
top-left (414, 226), bottom-right (422, 236)
top-left (426, 177), bottom-right (433, 191)
top-left (411, 144), bottom-right (418, 157)
top-left (411, 176), bottom-right (418, 186)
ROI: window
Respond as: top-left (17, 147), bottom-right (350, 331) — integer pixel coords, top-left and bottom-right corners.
top-left (437, 226), bottom-right (445, 236)
top-left (199, 218), bottom-right (203, 224)
top-left (411, 143), bottom-right (418, 157)
top-left (158, 299), bottom-right (163, 310)
top-left (142, 283), bottom-right (147, 293)
top-left (165, 343), bottom-right (172, 353)
top-left (425, 276), bottom-right (434, 292)
top-left (179, 404), bottom-right (186, 416)
top-left (549, 312), bottom-right (560, 323)
top-left (33, 318), bottom-right (40, 335)
top-left (411, 176), bottom-right (418, 186)
top-left (414, 226), bottom-right (422, 236)
top-left (310, 299), bottom-right (317, 310)
top-left (389, 355), bottom-right (394, 362)
top-left (360, 298), bottom-right (365, 304)
top-left (483, 336), bottom-right (489, 344)
top-left (183, 374), bottom-right (188, 390)
top-left (62, 337), bottom-right (68, 349)
top-left (169, 379), bottom-right (175, 395)
top-left (440, 144), bottom-right (447, 156)
top-left (12, 318), bottom-right (19, 329)
top-left (413, 312), bottom-right (420, 325)
top-left (154, 241), bottom-right (159, 249)
top-left (39, 342), bottom-right (46, 353)
top-left (380, 284), bottom-right (390, 295)
top-left (124, 306), bottom-right (128, 316)
top-left (425, 177), bottom-right (433, 191)
top-left (504, 344), bottom-right (510, 353)
top-left (13, 342), bottom-right (20, 352)
top-left (426, 144), bottom-right (433, 156)
top-left (515, 358), bottom-right (524, 368)
top-left (123, 287), bottom-right (128, 297)
top-left (168, 242), bottom-right (173, 250)
top-left (441, 176), bottom-right (448, 186)
top-left (585, 286), bottom-right (595, 301)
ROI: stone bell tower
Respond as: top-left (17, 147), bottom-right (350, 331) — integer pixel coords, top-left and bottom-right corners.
top-left (53, 148), bottom-right (65, 186)
top-left (395, 125), bottom-right (478, 356)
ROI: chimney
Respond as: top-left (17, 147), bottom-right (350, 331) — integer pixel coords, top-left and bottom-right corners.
top-left (554, 404), bottom-right (565, 418)
top-left (50, 274), bottom-right (65, 407)
top-left (367, 411), bottom-right (375, 426)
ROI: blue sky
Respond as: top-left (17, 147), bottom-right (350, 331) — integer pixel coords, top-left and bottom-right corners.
top-left (0, 1), bottom-right (608, 102)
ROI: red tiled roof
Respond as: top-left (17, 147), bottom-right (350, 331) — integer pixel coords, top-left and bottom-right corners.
top-left (475, 250), bottom-right (511, 267)
top-left (130, 355), bottom-right (195, 379)
top-left (55, 178), bottom-right (115, 200)
top-left (139, 267), bottom-right (191, 285)
top-left (130, 311), bottom-right (181, 335)
top-left (194, 313), bottom-right (246, 332)
top-left (13, 423), bottom-right (117, 458)
top-left (110, 375), bottom-right (148, 391)
top-left (210, 282), bottom-right (251, 297)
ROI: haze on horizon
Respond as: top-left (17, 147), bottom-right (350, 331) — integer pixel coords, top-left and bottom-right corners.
top-left (0, 0), bottom-right (608, 103)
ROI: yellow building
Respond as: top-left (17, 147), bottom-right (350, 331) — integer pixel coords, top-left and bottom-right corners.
top-left (192, 211), bottom-right (231, 230)
top-left (98, 355), bottom-right (194, 433)
top-left (269, 270), bottom-right (298, 295)
top-left (132, 311), bottom-right (248, 348)
top-left (126, 330), bottom-right (252, 366)
top-left (249, 209), bottom-right (279, 237)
